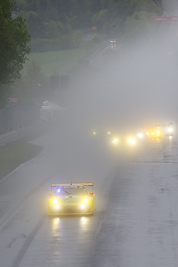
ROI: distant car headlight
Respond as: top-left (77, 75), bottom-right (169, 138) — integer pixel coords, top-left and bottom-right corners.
top-left (83, 198), bottom-right (88, 203)
top-left (137, 133), bottom-right (143, 138)
top-left (53, 199), bottom-right (58, 204)
top-left (128, 138), bottom-right (136, 145)
top-left (112, 138), bottom-right (118, 144)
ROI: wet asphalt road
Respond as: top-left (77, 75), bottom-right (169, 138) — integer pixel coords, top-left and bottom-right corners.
top-left (0, 127), bottom-right (177, 267)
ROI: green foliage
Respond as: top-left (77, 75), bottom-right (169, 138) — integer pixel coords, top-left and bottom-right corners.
top-left (125, 0), bottom-right (161, 13)
top-left (12, 0), bottom-right (163, 52)
top-left (0, 0), bottom-right (164, 105)
top-left (0, 0), bottom-right (31, 86)
top-left (92, 0), bottom-right (162, 41)
top-left (16, 0), bottom-right (27, 10)
top-left (45, 20), bottom-right (60, 39)
top-left (92, 9), bottom-right (107, 29)
top-left (27, 11), bottom-right (45, 39)
top-left (29, 28), bottom-right (83, 52)
top-left (122, 10), bottom-right (158, 46)
top-left (0, 61), bottom-right (49, 104)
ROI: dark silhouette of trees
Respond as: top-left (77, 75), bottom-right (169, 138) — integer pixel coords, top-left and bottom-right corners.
top-left (0, 0), bottom-right (31, 86)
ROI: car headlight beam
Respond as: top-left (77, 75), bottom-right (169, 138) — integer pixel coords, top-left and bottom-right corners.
top-left (83, 198), bottom-right (88, 203)
top-left (128, 138), bottom-right (136, 145)
top-left (80, 204), bottom-right (86, 209)
top-left (112, 138), bottom-right (118, 144)
top-left (137, 133), bottom-right (143, 138)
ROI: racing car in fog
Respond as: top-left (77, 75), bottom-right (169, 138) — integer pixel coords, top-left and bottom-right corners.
top-left (48, 182), bottom-right (95, 216)
top-left (146, 125), bottom-right (161, 139)
top-left (161, 123), bottom-right (174, 136)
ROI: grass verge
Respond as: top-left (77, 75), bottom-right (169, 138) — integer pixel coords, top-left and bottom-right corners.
top-left (0, 138), bottom-right (43, 181)
top-left (24, 42), bottom-right (101, 76)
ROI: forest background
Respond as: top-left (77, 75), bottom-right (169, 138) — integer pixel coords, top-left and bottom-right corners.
top-left (1, 0), bottom-right (164, 104)
top-left (16, 0), bottom-right (163, 52)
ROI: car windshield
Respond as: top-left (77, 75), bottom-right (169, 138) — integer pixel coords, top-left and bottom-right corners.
top-left (55, 187), bottom-right (87, 196)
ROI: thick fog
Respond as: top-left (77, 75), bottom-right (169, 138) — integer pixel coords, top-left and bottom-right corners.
top-left (56, 24), bottom-right (178, 138)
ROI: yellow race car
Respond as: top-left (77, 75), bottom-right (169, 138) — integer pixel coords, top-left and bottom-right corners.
top-left (48, 182), bottom-right (95, 216)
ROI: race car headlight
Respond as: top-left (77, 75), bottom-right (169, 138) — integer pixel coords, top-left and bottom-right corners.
top-left (83, 198), bottom-right (88, 203)
top-left (112, 138), bottom-right (118, 144)
top-left (128, 138), bottom-right (136, 145)
top-left (137, 133), bottom-right (143, 138)
top-left (53, 199), bottom-right (58, 204)
top-left (80, 204), bottom-right (86, 209)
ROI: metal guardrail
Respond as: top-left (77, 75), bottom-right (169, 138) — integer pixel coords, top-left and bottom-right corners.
top-left (0, 124), bottom-right (48, 147)
top-left (0, 102), bottom-right (63, 146)
top-left (0, 105), bottom-right (41, 135)
top-left (0, 104), bottom-right (42, 146)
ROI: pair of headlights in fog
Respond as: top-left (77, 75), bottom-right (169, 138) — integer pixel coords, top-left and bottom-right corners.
top-left (79, 199), bottom-right (89, 209)
top-left (52, 199), bottom-right (60, 209)
top-left (112, 138), bottom-right (118, 144)
top-left (112, 138), bottom-right (136, 145)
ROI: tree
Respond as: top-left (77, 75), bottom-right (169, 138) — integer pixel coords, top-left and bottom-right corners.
top-left (122, 10), bottom-right (158, 46)
top-left (0, 0), bottom-right (31, 85)
top-left (27, 11), bottom-right (44, 39)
